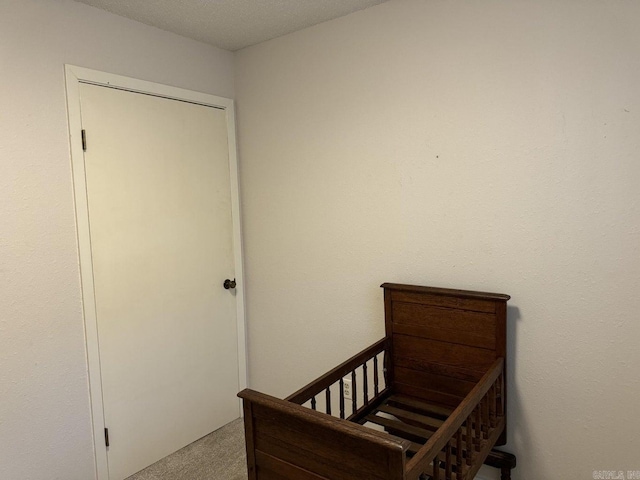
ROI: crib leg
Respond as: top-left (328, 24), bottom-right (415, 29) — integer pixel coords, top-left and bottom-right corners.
top-left (484, 449), bottom-right (516, 480)
top-left (501, 466), bottom-right (511, 480)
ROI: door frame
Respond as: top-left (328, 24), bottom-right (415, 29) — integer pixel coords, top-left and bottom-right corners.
top-left (65, 65), bottom-right (248, 480)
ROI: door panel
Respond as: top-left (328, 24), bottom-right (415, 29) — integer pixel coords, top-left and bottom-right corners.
top-left (79, 83), bottom-right (239, 480)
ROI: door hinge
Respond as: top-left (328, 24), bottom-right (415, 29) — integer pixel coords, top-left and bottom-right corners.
top-left (81, 129), bottom-right (87, 152)
top-left (104, 427), bottom-right (110, 447)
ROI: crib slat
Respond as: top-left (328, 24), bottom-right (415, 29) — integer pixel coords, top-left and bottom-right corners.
top-left (424, 463), bottom-right (449, 480)
top-left (376, 404), bottom-right (442, 431)
top-left (489, 383), bottom-right (496, 428)
top-left (373, 355), bottom-right (380, 396)
top-left (478, 398), bottom-right (484, 439)
top-left (474, 405), bottom-right (481, 452)
top-left (339, 378), bottom-right (345, 419)
top-left (325, 388), bottom-right (331, 416)
top-left (482, 394), bottom-right (489, 439)
top-left (432, 455), bottom-right (440, 480)
top-left (465, 415), bottom-right (472, 466)
top-left (445, 439), bottom-right (452, 479)
top-left (455, 429), bottom-right (463, 477)
top-left (365, 413), bottom-right (434, 443)
top-left (352, 370), bottom-right (357, 414)
top-left (363, 362), bottom-right (369, 405)
top-left (497, 372), bottom-right (504, 417)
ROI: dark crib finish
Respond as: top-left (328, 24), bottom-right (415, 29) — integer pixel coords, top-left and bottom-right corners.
top-left (239, 283), bottom-right (516, 480)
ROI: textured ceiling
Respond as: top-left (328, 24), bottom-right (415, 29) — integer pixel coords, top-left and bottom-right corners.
top-left (73, 0), bottom-right (388, 51)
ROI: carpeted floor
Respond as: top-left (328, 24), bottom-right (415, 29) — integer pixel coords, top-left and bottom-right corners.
top-left (126, 418), bottom-right (248, 480)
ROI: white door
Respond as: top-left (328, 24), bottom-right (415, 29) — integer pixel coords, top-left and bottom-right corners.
top-left (79, 83), bottom-right (240, 480)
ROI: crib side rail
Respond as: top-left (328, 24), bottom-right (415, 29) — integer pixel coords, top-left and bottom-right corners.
top-left (239, 388), bottom-right (410, 480)
top-left (406, 358), bottom-right (505, 480)
top-left (286, 337), bottom-right (388, 419)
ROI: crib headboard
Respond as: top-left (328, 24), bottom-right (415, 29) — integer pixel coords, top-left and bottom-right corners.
top-left (381, 283), bottom-right (510, 415)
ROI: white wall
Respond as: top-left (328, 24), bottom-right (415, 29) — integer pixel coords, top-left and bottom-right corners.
top-left (235, 0), bottom-right (640, 478)
top-left (0, 0), bottom-right (234, 478)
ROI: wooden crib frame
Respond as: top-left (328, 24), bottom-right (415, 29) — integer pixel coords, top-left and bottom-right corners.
top-left (239, 283), bottom-right (516, 480)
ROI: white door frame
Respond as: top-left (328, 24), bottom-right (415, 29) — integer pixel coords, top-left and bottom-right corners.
top-left (65, 65), bottom-right (248, 480)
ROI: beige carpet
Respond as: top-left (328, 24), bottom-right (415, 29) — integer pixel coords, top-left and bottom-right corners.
top-left (126, 419), bottom-right (248, 480)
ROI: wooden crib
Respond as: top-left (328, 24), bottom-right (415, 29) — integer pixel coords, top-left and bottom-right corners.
top-left (238, 283), bottom-right (516, 480)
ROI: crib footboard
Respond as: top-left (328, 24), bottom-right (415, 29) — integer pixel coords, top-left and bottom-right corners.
top-left (238, 388), bottom-right (411, 480)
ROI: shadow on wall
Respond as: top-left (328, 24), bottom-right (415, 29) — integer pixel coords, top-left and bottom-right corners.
top-left (506, 305), bottom-right (522, 455)
top-left (479, 304), bottom-right (525, 480)
top-left (481, 304), bottom-right (551, 480)
top-left (506, 305), bottom-right (525, 480)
